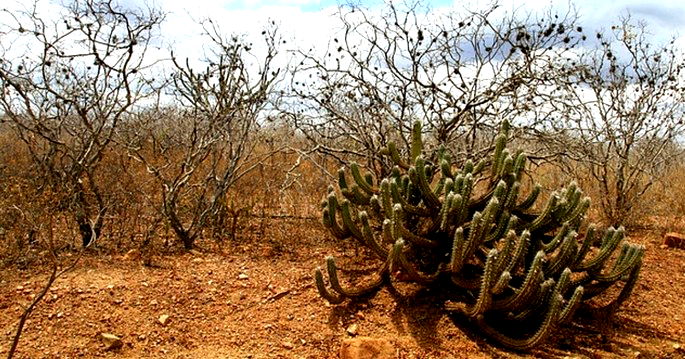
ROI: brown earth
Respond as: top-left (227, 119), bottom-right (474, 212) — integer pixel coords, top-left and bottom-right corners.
top-left (1, 219), bottom-right (685, 359)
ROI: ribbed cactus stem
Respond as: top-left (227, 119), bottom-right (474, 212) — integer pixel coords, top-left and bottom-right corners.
top-left (410, 121), bottom-right (423, 162)
top-left (492, 133), bottom-right (507, 176)
top-left (340, 199), bottom-right (365, 241)
top-left (392, 239), bottom-right (443, 283)
top-left (386, 141), bottom-right (410, 169)
top-left (450, 227), bottom-right (466, 272)
top-left (573, 224), bottom-right (596, 267)
top-left (359, 211), bottom-right (389, 258)
top-left (441, 159), bottom-right (453, 178)
top-left (390, 179), bottom-right (431, 216)
top-left (528, 194), bottom-right (559, 232)
top-left (446, 248), bottom-right (499, 316)
top-left (516, 184), bottom-right (541, 211)
top-left (410, 157), bottom-right (441, 209)
top-left (392, 204), bottom-right (439, 248)
top-left (476, 292), bottom-right (562, 351)
top-left (577, 227), bottom-right (624, 271)
top-left (325, 256), bottom-right (388, 297)
top-left (338, 167), bottom-right (349, 190)
top-left (325, 194), bottom-right (350, 239)
top-left (314, 265), bottom-right (345, 304)
top-left (545, 231), bottom-right (579, 277)
top-left (493, 251), bottom-right (545, 311)
top-left (350, 162), bottom-right (375, 194)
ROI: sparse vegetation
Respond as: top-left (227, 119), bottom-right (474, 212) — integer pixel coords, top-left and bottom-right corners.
top-left (0, 0), bottom-right (684, 358)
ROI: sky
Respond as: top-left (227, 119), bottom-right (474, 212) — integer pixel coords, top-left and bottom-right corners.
top-left (2, 0), bottom-right (684, 63)
top-left (143, 0), bottom-right (685, 64)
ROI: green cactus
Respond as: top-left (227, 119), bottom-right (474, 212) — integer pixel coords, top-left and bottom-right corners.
top-left (314, 120), bottom-right (644, 350)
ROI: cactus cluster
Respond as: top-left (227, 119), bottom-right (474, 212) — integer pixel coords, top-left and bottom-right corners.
top-left (314, 121), bottom-right (644, 350)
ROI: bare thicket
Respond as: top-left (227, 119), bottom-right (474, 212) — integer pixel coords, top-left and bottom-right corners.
top-left (532, 17), bottom-right (685, 225)
top-left (0, 0), bottom-right (164, 247)
top-left (286, 2), bottom-right (584, 177)
top-left (125, 20), bottom-right (282, 249)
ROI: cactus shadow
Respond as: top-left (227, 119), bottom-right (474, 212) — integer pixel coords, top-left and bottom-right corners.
top-left (535, 308), bottom-right (677, 358)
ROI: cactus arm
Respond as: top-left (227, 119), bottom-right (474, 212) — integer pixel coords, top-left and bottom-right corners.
top-left (408, 158), bottom-right (442, 210)
top-left (492, 271), bottom-right (512, 295)
top-left (350, 162), bottom-right (376, 194)
top-left (359, 211), bottom-right (389, 258)
top-left (491, 132), bottom-right (508, 177)
top-left (338, 168), bottom-right (348, 190)
top-left (572, 224), bottom-right (596, 267)
top-left (391, 239), bottom-right (443, 283)
top-left (559, 286), bottom-right (584, 324)
top-left (516, 184), bottom-right (541, 211)
top-left (590, 244), bottom-right (644, 283)
top-left (504, 230), bottom-right (530, 274)
top-left (342, 184), bottom-right (371, 205)
top-left (450, 227), bottom-right (466, 273)
top-left (380, 179), bottom-right (395, 219)
top-left (441, 159), bottom-right (453, 178)
top-left (528, 194), bottom-right (559, 232)
top-left (446, 249), bottom-right (499, 316)
top-left (324, 194), bottom-right (350, 239)
top-left (545, 231), bottom-right (579, 278)
top-left (542, 223), bottom-right (570, 253)
top-left (576, 227), bottom-right (624, 271)
top-left (390, 179), bottom-right (431, 216)
top-left (386, 141), bottom-right (410, 169)
top-left (325, 256), bottom-right (389, 297)
top-left (314, 267), bottom-right (346, 304)
top-left (475, 292), bottom-right (562, 351)
top-left (339, 199), bottom-right (365, 241)
top-left (512, 151), bottom-right (526, 181)
top-left (508, 279), bottom-right (555, 322)
top-left (492, 251), bottom-right (545, 311)
top-left (598, 260), bottom-right (642, 313)
top-left (392, 204), bottom-right (439, 248)
top-left (410, 121), bottom-right (423, 162)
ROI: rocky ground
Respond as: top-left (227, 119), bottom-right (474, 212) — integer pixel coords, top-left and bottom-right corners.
top-left (1, 218), bottom-right (685, 359)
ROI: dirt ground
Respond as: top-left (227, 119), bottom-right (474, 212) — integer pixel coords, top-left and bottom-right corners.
top-left (1, 218), bottom-right (685, 359)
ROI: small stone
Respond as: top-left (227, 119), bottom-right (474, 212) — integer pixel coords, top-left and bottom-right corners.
top-left (238, 273), bottom-right (249, 280)
top-left (158, 314), bottom-right (170, 326)
top-left (664, 232), bottom-right (685, 249)
top-left (674, 343), bottom-right (683, 351)
top-left (346, 324), bottom-right (358, 336)
top-left (282, 341), bottom-right (294, 349)
top-left (99, 333), bottom-right (123, 351)
top-left (660, 244), bottom-right (669, 249)
top-left (340, 337), bottom-right (395, 359)
top-left (123, 249), bottom-right (141, 261)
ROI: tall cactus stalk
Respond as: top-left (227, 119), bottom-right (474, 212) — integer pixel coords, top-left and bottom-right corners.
top-left (314, 120), bottom-right (644, 350)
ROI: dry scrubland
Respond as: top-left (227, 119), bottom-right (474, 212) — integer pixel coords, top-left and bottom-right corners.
top-left (1, 133), bottom-right (685, 358)
top-left (2, 0), bottom-right (685, 358)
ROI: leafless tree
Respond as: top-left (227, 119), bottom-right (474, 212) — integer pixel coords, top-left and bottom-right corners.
top-left (126, 20), bottom-right (282, 249)
top-left (0, 0), bottom-right (164, 247)
top-left (286, 1), bottom-right (584, 177)
top-left (532, 17), bottom-right (685, 225)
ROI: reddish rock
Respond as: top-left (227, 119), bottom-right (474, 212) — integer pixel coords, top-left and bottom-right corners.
top-left (340, 337), bottom-right (395, 359)
top-left (664, 232), bottom-right (685, 249)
